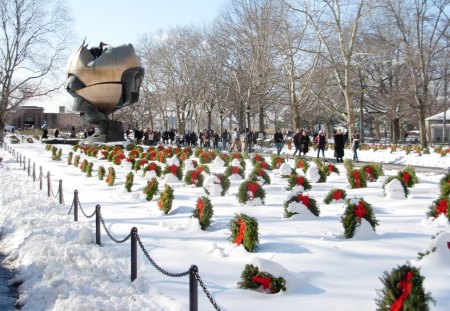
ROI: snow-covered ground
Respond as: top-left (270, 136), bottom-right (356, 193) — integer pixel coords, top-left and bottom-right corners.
top-left (0, 139), bottom-right (449, 311)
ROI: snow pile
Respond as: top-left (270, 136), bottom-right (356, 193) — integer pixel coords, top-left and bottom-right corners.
top-left (352, 219), bottom-right (377, 240)
top-left (230, 159), bottom-right (243, 169)
top-left (168, 157), bottom-right (180, 167)
top-left (278, 163), bottom-right (292, 177)
top-left (203, 175), bottom-right (223, 197)
top-left (184, 159), bottom-right (196, 171)
top-left (384, 178), bottom-right (406, 199)
top-left (305, 165), bottom-right (321, 183)
top-left (213, 156), bottom-right (225, 168)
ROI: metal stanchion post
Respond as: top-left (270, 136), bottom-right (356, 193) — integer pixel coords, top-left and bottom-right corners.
top-left (27, 159), bottom-right (30, 176)
top-left (58, 180), bottom-right (63, 204)
top-left (189, 265), bottom-right (198, 311)
top-left (73, 190), bottom-right (79, 221)
top-left (32, 163), bottom-right (36, 182)
top-left (47, 171), bottom-right (51, 197)
top-left (131, 227), bottom-right (138, 282)
top-left (95, 205), bottom-right (101, 246)
top-left (39, 166), bottom-right (43, 190)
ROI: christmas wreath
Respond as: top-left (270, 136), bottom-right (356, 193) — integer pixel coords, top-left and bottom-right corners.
top-left (251, 153), bottom-right (265, 165)
top-left (361, 163), bottom-right (382, 182)
top-left (323, 188), bottom-right (347, 204)
top-left (237, 180), bottom-right (266, 205)
top-left (238, 264), bottom-right (286, 294)
top-left (157, 150), bottom-right (167, 163)
top-left (192, 196), bottom-right (214, 230)
top-left (397, 167), bottom-right (418, 188)
top-left (112, 152), bottom-right (125, 165)
top-left (142, 162), bottom-right (162, 177)
top-left (224, 165), bottom-right (245, 179)
top-left (163, 164), bottom-right (183, 180)
top-left (197, 164), bottom-right (210, 175)
top-left (52, 147), bottom-right (62, 161)
top-left (375, 264), bottom-right (434, 311)
top-left (347, 169), bottom-right (367, 189)
top-left (80, 159), bottom-right (88, 173)
top-left (217, 153), bottom-right (230, 166)
top-left (97, 165), bottom-right (106, 180)
top-left (125, 172), bottom-right (134, 192)
top-left (203, 173), bottom-right (230, 196)
top-left (86, 162), bottom-right (93, 177)
top-left (382, 176), bottom-right (409, 198)
top-left (295, 157), bottom-right (309, 173)
top-left (283, 192), bottom-right (320, 218)
top-left (230, 152), bottom-right (244, 161)
top-left (343, 159), bottom-right (354, 173)
top-left (271, 155), bottom-right (285, 168)
top-left (183, 147), bottom-right (193, 157)
top-left (229, 213), bottom-right (259, 252)
top-left (248, 164), bottom-right (271, 185)
top-left (199, 151), bottom-right (213, 164)
top-left (426, 197), bottom-right (450, 220)
top-left (105, 167), bottom-right (116, 186)
top-left (177, 151), bottom-right (189, 162)
top-left (341, 198), bottom-right (378, 238)
top-left (67, 151), bottom-right (73, 165)
top-left (287, 173), bottom-right (312, 191)
top-left (439, 173), bottom-right (450, 197)
top-left (230, 158), bottom-right (246, 170)
top-left (157, 184), bottom-right (174, 215)
top-left (143, 177), bottom-right (159, 201)
top-left (184, 170), bottom-right (205, 187)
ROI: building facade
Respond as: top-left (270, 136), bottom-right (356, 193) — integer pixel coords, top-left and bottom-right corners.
top-left (8, 106), bottom-right (83, 130)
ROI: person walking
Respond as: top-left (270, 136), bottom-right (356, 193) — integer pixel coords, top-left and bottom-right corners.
top-left (230, 128), bottom-right (241, 152)
top-left (292, 128), bottom-right (302, 157)
top-left (334, 128), bottom-right (345, 163)
top-left (274, 129), bottom-right (284, 155)
top-left (299, 130), bottom-right (310, 158)
top-left (314, 130), bottom-right (326, 159)
top-left (221, 129), bottom-right (229, 151)
top-left (352, 132), bottom-right (360, 162)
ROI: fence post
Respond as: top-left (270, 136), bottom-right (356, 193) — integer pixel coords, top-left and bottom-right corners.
top-left (47, 171), bottom-right (51, 197)
top-left (27, 158), bottom-right (31, 176)
top-left (19, 153), bottom-right (21, 165)
top-left (189, 265), bottom-right (198, 311)
top-left (95, 205), bottom-right (101, 246)
top-left (39, 166), bottom-right (43, 190)
top-left (32, 163), bottom-right (36, 182)
top-left (58, 180), bottom-right (63, 204)
top-left (23, 156), bottom-right (26, 171)
top-left (131, 227), bottom-right (138, 282)
top-left (73, 190), bottom-right (79, 221)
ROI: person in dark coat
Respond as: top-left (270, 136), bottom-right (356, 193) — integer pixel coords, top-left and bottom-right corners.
top-left (314, 130), bottom-right (327, 159)
top-left (334, 128), bottom-right (345, 163)
top-left (274, 129), bottom-right (284, 155)
top-left (292, 128), bottom-right (302, 157)
top-left (299, 130), bottom-right (310, 158)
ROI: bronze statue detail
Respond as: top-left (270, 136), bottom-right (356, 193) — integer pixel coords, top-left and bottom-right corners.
top-left (65, 41), bottom-right (144, 143)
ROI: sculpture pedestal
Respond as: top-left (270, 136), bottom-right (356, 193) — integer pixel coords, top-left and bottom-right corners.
top-left (81, 119), bottom-right (125, 144)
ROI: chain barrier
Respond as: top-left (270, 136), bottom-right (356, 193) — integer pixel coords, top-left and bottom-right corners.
top-left (192, 269), bottom-right (222, 311)
top-left (98, 209), bottom-right (132, 244)
top-left (136, 233), bottom-right (190, 277)
top-left (77, 196), bottom-right (96, 218)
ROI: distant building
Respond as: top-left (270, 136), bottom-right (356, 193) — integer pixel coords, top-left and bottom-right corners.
top-left (425, 109), bottom-right (450, 143)
top-left (7, 106), bottom-right (83, 130)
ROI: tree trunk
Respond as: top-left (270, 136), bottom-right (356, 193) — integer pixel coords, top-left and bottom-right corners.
top-left (258, 105), bottom-right (265, 131)
top-left (207, 111), bottom-right (212, 131)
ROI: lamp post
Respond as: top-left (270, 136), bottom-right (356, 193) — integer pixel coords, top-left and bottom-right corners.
top-left (219, 110), bottom-right (224, 134)
top-left (245, 104), bottom-right (250, 130)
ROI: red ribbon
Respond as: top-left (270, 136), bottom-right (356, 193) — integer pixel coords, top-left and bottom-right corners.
top-left (352, 170), bottom-right (361, 188)
top-left (296, 176), bottom-right (305, 186)
top-left (402, 172), bottom-right (411, 185)
top-left (260, 162), bottom-right (267, 169)
top-left (365, 167), bottom-right (374, 181)
top-left (191, 171), bottom-right (198, 184)
top-left (140, 160), bottom-right (147, 166)
top-left (277, 158), bottom-right (283, 167)
top-left (232, 166), bottom-right (240, 174)
top-left (332, 190), bottom-right (342, 201)
top-left (254, 155), bottom-right (262, 162)
top-left (105, 176), bottom-right (110, 183)
top-left (354, 201), bottom-right (366, 223)
top-left (197, 199), bottom-right (204, 220)
top-left (148, 163), bottom-right (157, 171)
top-left (435, 200), bottom-right (448, 217)
top-left (234, 219), bottom-right (246, 245)
top-left (247, 182), bottom-right (259, 199)
top-left (196, 166), bottom-right (203, 174)
top-left (251, 275), bottom-right (271, 290)
top-left (390, 271), bottom-right (413, 311)
top-left (298, 161), bottom-right (304, 168)
top-left (159, 152), bottom-right (165, 162)
top-left (257, 169), bottom-right (265, 176)
top-left (169, 165), bottom-right (178, 175)
top-left (297, 193), bottom-right (310, 207)
top-left (328, 164), bottom-right (334, 173)
top-left (180, 153), bottom-right (187, 161)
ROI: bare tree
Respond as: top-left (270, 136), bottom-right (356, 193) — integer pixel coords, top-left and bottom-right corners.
top-left (0, 0), bottom-right (71, 142)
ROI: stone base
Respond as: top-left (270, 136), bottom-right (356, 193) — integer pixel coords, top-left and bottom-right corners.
top-left (81, 120), bottom-right (125, 144)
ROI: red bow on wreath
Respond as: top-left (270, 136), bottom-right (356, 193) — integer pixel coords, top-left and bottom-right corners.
top-left (390, 271), bottom-right (413, 311)
top-left (148, 163), bottom-right (157, 170)
top-left (257, 169), bottom-right (265, 176)
top-left (169, 165), bottom-right (178, 175)
top-left (297, 193), bottom-right (310, 207)
top-left (332, 190), bottom-right (342, 201)
top-left (260, 162), bottom-right (267, 169)
top-left (328, 164), bottom-right (334, 173)
top-left (191, 171), bottom-right (198, 184)
top-left (234, 219), bottom-right (246, 245)
top-left (196, 166), bottom-right (203, 174)
top-left (402, 172), bottom-right (411, 185)
top-left (232, 166), bottom-right (240, 175)
top-left (296, 176), bottom-right (305, 186)
top-left (298, 161), bottom-right (304, 168)
top-left (435, 200), bottom-right (448, 217)
top-left (352, 170), bottom-right (361, 188)
top-left (277, 158), bottom-right (283, 167)
top-left (180, 153), bottom-right (187, 161)
top-left (251, 275), bottom-right (271, 290)
top-left (247, 182), bottom-right (259, 199)
top-left (354, 201), bottom-right (366, 223)
top-left (365, 167), bottom-right (374, 181)
top-left (197, 199), bottom-right (204, 220)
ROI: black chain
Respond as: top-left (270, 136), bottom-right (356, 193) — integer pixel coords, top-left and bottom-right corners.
top-left (67, 199), bottom-right (74, 215)
top-left (136, 233), bottom-right (190, 277)
top-left (77, 198), bottom-right (96, 218)
top-left (98, 210), bottom-right (131, 243)
top-left (193, 270), bottom-right (222, 311)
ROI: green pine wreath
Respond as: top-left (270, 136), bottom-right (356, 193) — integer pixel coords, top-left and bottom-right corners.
top-left (382, 176), bottom-right (409, 198)
top-left (125, 172), bottom-right (134, 192)
top-left (375, 264), bottom-right (434, 311)
top-left (341, 198), bottom-right (378, 238)
top-left (323, 188), bottom-right (347, 204)
top-left (283, 192), bottom-right (320, 218)
top-left (199, 151), bottom-right (213, 164)
top-left (343, 159), bottom-right (354, 173)
top-left (80, 159), bottom-right (88, 173)
top-left (426, 197), bottom-right (450, 220)
top-left (237, 180), bottom-right (266, 205)
top-left (238, 264), bottom-right (286, 294)
top-left (439, 173), bottom-right (450, 197)
top-left (142, 162), bottom-right (162, 177)
top-left (230, 152), bottom-right (244, 161)
top-left (229, 213), bottom-right (259, 252)
top-left (251, 153), bottom-right (265, 165)
top-left (97, 165), bottom-right (106, 180)
top-left (361, 163), bottom-right (382, 182)
top-left (271, 155), bottom-right (285, 168)
top-left (184, 170), bottom-right (205, 187)
top-left (106, 167), bottom-right (116, 186)
top-left (163, 164), bottom-right (183, 180)
top-left (397, 167), bottom-right (418, 188)
top-left (192, 196), bottom-right (214, 230)
top-left (224, 165), bottom-right (245, 179)
top-left (287, 173), bottom-right (312, 191)
top-left (217, 153), bottom-right (231, 166)
top-left (143, 177), bottom-right (159, 201)
top-left (86, 162), bottom-right (93, 177)
top-left (196, 164), bottom-right (210, 175)
top-left (248, 163), bottom-right (271, 185)
top-left (347, 169), bottom-right (367, 189)
top-left (295, 157), bottom-right (309, 173)
top-left (203, 173), bottom-right (230, 196)
top-left (67, 151), bottom-right (73, 165)
top-left (158, 184), bottom-right (174, 215)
